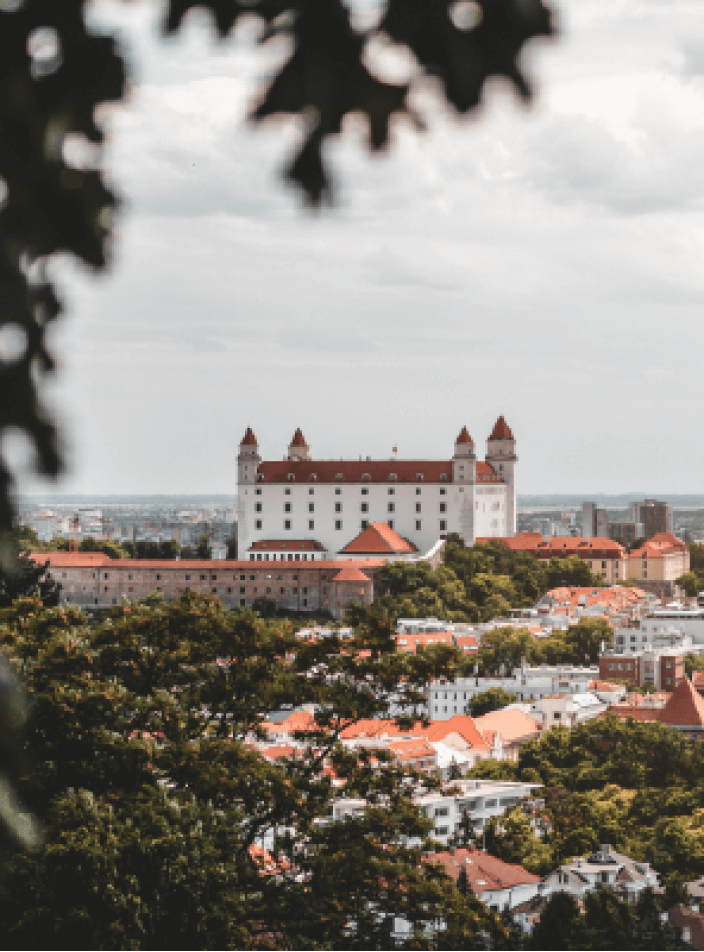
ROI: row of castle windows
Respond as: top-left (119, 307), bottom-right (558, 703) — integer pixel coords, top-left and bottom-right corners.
top-left (255, 487), bottom-right (446, 496)
top-left (256, 501), bottom-right (446, 514)
top-left (255, 519), bottom-right (447, 532)
top-left (258, 473), bottom-right (450, 483)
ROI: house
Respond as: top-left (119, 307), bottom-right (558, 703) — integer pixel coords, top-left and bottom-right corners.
top-left (426, 847), bottom-right (541, 912)
top-left (540, 844), bottom-right (659, 903)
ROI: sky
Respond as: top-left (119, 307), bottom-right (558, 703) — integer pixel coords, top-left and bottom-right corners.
top-left (18, 0), bottom-right (704, 495)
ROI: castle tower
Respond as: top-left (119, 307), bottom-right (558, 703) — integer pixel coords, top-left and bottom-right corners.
top-left (453, 427), bottom-right (476, 546)
top-left (237, 427), bottom-right (261, 558)
top-left (287, 428), bottom-right (311, 461)
top-left (486, 416), bottom-right (517, 536)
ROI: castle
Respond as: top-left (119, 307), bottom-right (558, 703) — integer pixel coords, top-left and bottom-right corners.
top-left (237, 419), bottom-right (517, 561)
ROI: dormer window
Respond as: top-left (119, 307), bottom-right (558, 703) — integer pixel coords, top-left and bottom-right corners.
top-left (390, 473), bottom-right (397, 481)
top-left (362, 473), bottom-right (370, 482)
top-left (310, 473), bottom-right (317, 481)
top-left (416, 474), bottom-right (423, 482)
top-left (257, 474), bottom-right (263, 482)
top-left (287, 473), bottom-right (294, 482)
top-left (336, 473), bottom-right (343, 481)
top-left (440, 473), bottom-right (447, 481)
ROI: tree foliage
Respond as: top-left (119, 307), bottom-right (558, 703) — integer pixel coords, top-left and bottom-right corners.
top-left (0, 593), bottom-right (504, 948)
top-left (468, 687), bottom-right (517, 717)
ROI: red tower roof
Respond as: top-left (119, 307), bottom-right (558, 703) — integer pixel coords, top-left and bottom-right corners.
top-left (240, 427), bottom-right (258, 446)
top-left (489, 416), bottom-right (513, 440)
top-left (456, 426), bottom-right (473, 444)
top-left (290, 428), bottom-right (308, 447)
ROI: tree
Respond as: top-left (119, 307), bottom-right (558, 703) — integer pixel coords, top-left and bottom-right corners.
top-left (0, 528), bottom-right (60, 608)
top-left (0, 593), bottom-right (506, 948)
top-left (226, 536), bottom-right (237, 560)
top-left (0, 0), bottom-right (555, 537)
top-left (196, 535), bottom-right (212, 560)
top-left (468, 687), bottom-right (517, 717)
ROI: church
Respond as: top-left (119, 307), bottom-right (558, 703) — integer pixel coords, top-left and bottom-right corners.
top-left (237, 419), bottom-right (517, 562)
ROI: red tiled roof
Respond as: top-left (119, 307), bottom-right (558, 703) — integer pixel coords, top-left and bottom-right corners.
top-left (473, 708), bottom-right (540, 745)
top-left (693, 671), bottom-right (704, 689)
top-left (333, 566), bottom-right (371, 583)
top-left (395, 632), bottom-right (455, 653)
top-left (31, 553), bottom-right (385, 572)
top-left (257, 459), bottom-right (454, 484)
top-left (250, 539), bottom-right (325, 551)
top-left (487, 536), bottom-right (627, 559)
top-left (476, 461), bottom-right (503, 483)
top-left (339, 522), bottom-right (417, 555)
top-left (420, 715), bottom-right (490, 751)
top-left (241, 427), bottom-right (258, 446)
top-left (388, 739), bottom-right (436, 761)
top-left (659, 678), bottom-right (704, 728)
top-left (427, 847), bottom-right (539, 893)
top-left (456, 426), bottom-right (473, 445)
top-left (290, 428), bottom-right (308, 447)
top-left (489, 416), bottom-right (514, 440)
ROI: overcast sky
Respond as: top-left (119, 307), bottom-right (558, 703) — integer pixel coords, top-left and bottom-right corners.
top-left (22, 0), bottom-right (704, 496)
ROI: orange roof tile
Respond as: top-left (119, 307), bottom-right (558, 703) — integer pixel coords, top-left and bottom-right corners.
top-left (388, 739), bottom-right (436, 761)
top-left (427, 847), bottom-right (539, 893)
top-left (290, 428), bottom-right (308, 447)
top-left (420, 715), bottom-right (490, 751)
top-left (473, 708), bottom-right (540, 745)
top-left (333, 566), bottom-right (371, 583)
top-left (659, 678), bottom-right (704, 728)
top-left (489, 416), bottom-right (514, 440)
top-left (456, 426), bottom-right (473, 445)
top-left (257, 459), bottom-right (503, 485)
top-left (241, 427), bottom-right (258, 446)
top-left (339, 522), bottom-right (417, 555)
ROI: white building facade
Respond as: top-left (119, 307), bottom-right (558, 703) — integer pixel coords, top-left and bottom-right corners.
top-left (237, 420), bottom-right (517, 560)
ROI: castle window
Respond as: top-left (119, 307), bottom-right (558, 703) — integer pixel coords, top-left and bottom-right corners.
top-left (439, 503), bottom-right (446, 513)
top-left (390, 473), bottom-right (397, 481)
top-left (257, 474), bottom-right (263, 482)
top-left (362, 473), bottom-right (370, 481)
top-left (336, 473), bottom-right (343, 481)
top-left (335, 520), bottom-right (342, 530)
top-left (388, 503), bottom-right (395, 513)
top-left (310, 474), bottom-right (317, 481)
top-left (440, 520), bottom-right (447, 531)
top-left (361, 487), bottom-right (369, 495)
top-left (388, 520), bottom-right (394, 529)
top-left (416, 503), bottom-right (421, 513)
top-left (285, 520), bottom-right (291, 530)
top-left (256, 488), bottom-right (262, 495)
top-left (287, 473), bottom-right (294, 482)
top-left (256, 503), bottom-right (262, 512)
top-left (285, 488), bottom-right (291, 495)
top-left (416, 488), bottom-right (421, 495)
top-left (309, 520), bottom-right (314, 530)
top-left (361, 503), bottom-right (368, 513)
top-left (440, 488), bottom-right (446, 495)
top-left (440, 473), bottom-right (447, 481)
top-left (335, 488), bottom-right (341, 495)
top-left (255, 520), bottom-right (262, 530)
top-left (361, 520), bottom-right (368, 529)
top-left (335, 502), bottom-right (341, 512)
top-left (416, 520), bottom-right (421, 530)
top-left (285, 503), bottom-right (291, 512)
top-left (308, 487), bottom-right (314, 495)
top-left (308, 503), bottom-right (314, 513)
top-left (416, 474), bottom-right (423, 482)
top-left (185, 575), bottom-right (190, 581)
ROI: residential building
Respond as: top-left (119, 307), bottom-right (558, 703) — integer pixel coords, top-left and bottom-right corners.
top-left (604, 677), bottom-right (704, 739)
top-left (629, 499), bottom-right (673, 540)
top-left (237, 420), bottom-right (517, 561)
top-left (425, 847), bottom-right (541, 913)
top-left (541, 844), bottom-right (659, 904)
top-left (582, 502), bottom-right (609, 540)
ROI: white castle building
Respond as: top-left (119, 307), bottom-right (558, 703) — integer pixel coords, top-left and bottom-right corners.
top-left (237, 419), bottom-right (517, 561)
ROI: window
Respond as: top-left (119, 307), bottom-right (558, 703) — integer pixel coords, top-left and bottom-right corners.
top-left (416, 473), bottom-right (423, 481)
top-left (255, 488), bottom-right (262, 495)
top-left (336, 473), bottom-right (343, 481)
top-left (280, 587), bottom-right (285, 594)
top-left (361, 503), bottom-right (368, 513)
top-left (361, 487), bottom-right (369, 495)
top-left (440, 473), bottom-right (447, 482)
top-left (308, 503), bottom-right (314, 512)
top-left (240, 587), bottom-right (245, 594)
top-left (335, 520), bottom-right (342, 530)
top-left (310, 474), bottom-right (317, 482)
top-left (335, 487), bottom-right (341, 495)
top-left (255, 520), bottom-right (262, 529)
top-left (287, 473), bottom-right (294, 482)
top-left (256, 502), bottom-right (262, 512)
top-left (388, 520), bottom-right (394, 529)
top-left (388, 487), bottom-right (395, 495)
top-left (185, 574), bottom-right (190, 581)
top-left (361, 520), bottom-right (369, 529)
top-left (285, 488), bottom-right (291, 495)
top-left (436, 826), bottom-right (449, 836)
top-left (200, 574), bottom-right (206, 580)
top-left (440, 487), bottom-right (446, 494)
top-left (285, 502), bottom-right (291, 512)
top-left (416, 503), bottom-right (421, 512)
top-left (390, 473), bottom-right (397, 481)
top-left (388, 502), bottom-right (395, 513)
top-left (211, 587), bottom-right (217, 593)
top-left (104, 573), bottom-right (109, 579)
top-left (156, 574), bottom-right (161, 580)
top-left (439, 502), bottom-right (446, 513)
top-left (226, 586), bottom-right (232, 594)
top-left (362, 473), bottom-right (370, 481)
top-left (416, 520), bottom-right (421, 530)
top-left (335, 502), bottom-right (342, 512)
top-left (440, 520), bottom-right (447, 531)
top-left (309, 520), bottom-right (314, 530)
top-left (284, 520), bottom-right (291, 530)
top-left (415, 487), bottom-right (421, 495)
top-left (435, 806), bottom-right (449, 817)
